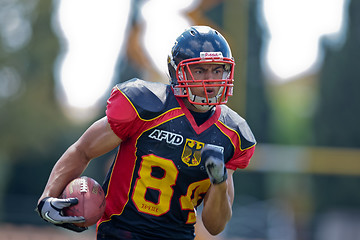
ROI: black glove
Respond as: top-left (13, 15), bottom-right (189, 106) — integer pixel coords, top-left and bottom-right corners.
top-left (36, 197), bottom-right (88, 233)
top-left (201, 144), bottom-right (228, 184)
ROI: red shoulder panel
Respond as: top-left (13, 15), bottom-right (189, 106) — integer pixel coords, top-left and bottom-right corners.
top-left (226, 146), bottom-right (255, 170)
top-left (106, 86), bottom-right (140, 140)
top-left (215, 121), bottom-right (256, 170)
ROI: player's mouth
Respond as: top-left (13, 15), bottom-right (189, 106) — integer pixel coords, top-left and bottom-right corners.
top-left (205, 88), bottom-right (216, 97)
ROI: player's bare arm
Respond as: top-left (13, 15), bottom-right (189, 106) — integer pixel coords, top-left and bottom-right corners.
top-left (38, 116), bottom-right (122, 203)
top-left (202, 169), bottom-right (235, 235)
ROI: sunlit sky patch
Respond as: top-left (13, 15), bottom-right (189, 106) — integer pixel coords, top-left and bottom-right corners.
top-left (53, 0), bottom-right (348, 119)
top-left (54, 0), bottom-right (130, 110)
top-left (262, 0), bottom-right (348, 81)
top-left (141, 0), bottom-right (199, 76)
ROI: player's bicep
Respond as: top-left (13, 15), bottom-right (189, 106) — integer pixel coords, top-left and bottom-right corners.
top-left (74, 116), bottom-right (122, 160)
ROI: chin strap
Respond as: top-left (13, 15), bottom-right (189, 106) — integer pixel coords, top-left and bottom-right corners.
top-left (192, 103), bottom-right (215, 111)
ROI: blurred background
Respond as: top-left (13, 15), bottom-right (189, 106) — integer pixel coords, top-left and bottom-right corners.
top-left (0, 0), bottom-right (360, 239)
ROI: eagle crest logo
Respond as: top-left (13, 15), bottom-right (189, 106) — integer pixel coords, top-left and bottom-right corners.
top-left (181, 139), bottom-right (205, 167)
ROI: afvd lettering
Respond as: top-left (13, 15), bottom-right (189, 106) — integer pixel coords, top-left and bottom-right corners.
top-left (149, 129), bottom-right (183, 146)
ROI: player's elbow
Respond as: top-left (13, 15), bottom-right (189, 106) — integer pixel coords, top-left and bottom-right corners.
top-left (203, 221), bottom-right (227, 236)
top-left (202, 213), bottom-right (231, 236)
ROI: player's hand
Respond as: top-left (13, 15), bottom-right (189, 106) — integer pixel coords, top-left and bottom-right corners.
top-left (201, 144), bottom-right (228, 184)
top-left (36, 197), bottom-right (88, 233)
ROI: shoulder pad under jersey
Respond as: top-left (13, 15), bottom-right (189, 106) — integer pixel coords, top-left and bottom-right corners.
top-left (219, 105), bottom-right (256, 150)
top-left (116, 78), bottom-right (178, 120)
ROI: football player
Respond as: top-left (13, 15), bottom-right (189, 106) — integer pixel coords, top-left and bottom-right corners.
top-left (37, 25), bottom-right (256, 239)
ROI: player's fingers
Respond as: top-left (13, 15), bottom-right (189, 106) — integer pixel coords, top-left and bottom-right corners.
top-left (205, 156), bottom-right (227, 184)
top-left (66, 197), bottom-right (79, 206)
top-left (58, 215), bottom-right (85, 223)
top-left (206, 156), bottom-right (224, 169)
top-left (201, 144), bottom-right (223, 160)
top-left (45, 213), bottom-right (85, 224)
top-left (52, 198), bottom-right (79, 209)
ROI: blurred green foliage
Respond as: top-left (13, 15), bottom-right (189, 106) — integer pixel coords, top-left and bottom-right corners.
top-left (0, 0), bottom-right (90, 223)
top-left (0, 0), bottom-right (72, 158)
top-left (314, 0), bottom-right (360, 148)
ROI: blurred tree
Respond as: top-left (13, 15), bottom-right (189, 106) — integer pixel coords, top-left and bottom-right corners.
top-left (0, 0), bottom-right (90, 223)
top-left (244, 0), bottom-right (271, 143)
top-left (0, 0), bottom-right (75, 160)
top-left (314, 0), bottom-right (360, 148)
top-left (312, 1), bottom-right (360, 236)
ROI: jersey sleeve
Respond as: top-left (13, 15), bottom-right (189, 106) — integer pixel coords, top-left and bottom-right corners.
top-left (218, 105), bottom-right (256, 170)
top-left (225, 146), bottom-right (255, 170)
top-left (106, 86), bottom-right (140, 140)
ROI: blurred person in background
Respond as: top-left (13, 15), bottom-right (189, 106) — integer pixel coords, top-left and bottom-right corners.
top-left (36, 25), bottom-right (256, 240)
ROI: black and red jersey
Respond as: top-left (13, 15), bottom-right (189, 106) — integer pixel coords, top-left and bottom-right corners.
top-left (97, 78), bottom-right (256, 239)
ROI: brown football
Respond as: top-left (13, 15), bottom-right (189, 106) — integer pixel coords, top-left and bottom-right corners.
top-left (61, 176), bottom-right (106, 227)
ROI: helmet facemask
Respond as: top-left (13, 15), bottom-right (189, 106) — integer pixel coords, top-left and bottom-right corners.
top-left (172, 52), bottom-right (235, 111)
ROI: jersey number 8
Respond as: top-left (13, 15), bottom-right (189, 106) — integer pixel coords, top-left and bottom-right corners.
top-left (132, 154), bottom-right (210, 224)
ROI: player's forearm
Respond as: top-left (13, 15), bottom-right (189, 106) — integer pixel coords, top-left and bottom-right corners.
top-left (38, 144), bottom-right (90, 203)
top-left (201, 182), bottom-right (233, 235)
top-left (38, 117), bottom-right (121, 204)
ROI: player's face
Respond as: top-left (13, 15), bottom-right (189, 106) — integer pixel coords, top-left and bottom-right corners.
top-left (185, 63), bottom-right (225, 98)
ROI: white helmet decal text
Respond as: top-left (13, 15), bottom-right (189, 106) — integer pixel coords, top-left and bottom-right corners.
top-left (200, 52), bottom-right (223, 59)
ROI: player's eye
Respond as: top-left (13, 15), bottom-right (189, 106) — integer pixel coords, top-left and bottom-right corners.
top-left (193, 69), bottom-right (203, 74)
top-left (214, 69), bottom-right (224, 74)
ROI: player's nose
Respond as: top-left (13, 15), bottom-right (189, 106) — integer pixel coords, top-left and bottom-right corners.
top-left (204, 70), bottom-right (217, 81)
